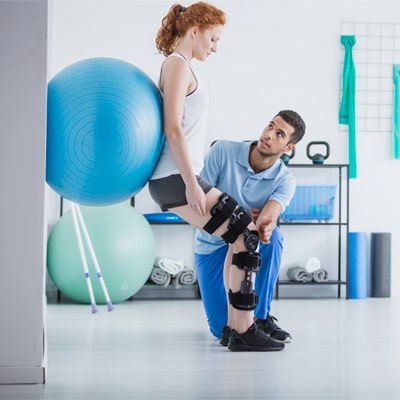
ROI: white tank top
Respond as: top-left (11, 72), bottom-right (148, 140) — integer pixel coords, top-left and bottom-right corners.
top-left (151, 53), bottom-right (209, 179)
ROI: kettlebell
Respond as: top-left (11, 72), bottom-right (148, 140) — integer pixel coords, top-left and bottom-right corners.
top-left (280, 148), bottom-right (295, 164)
top-left (306, 141), bottom-right (330, 164)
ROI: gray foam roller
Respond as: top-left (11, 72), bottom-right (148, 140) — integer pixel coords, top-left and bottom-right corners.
top-left (370, 232), bottom-right (391, 297)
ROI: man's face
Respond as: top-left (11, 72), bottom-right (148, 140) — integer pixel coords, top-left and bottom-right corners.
top-left (256, 116), bottom-right (295, 157)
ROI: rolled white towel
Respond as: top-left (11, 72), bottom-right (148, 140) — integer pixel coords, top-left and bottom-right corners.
top-left (171, 267), bottom-right (197, 289)
top-left (150, 266), bottom-right (171, 287)
top-left (287, 266), bottom-right (313, 283)
top-left (312, 268), bottom-right (329, 282)
top-left (155, 256), bottom-right (185, 277)
top-left (298, 257), bottom-right (322, 273)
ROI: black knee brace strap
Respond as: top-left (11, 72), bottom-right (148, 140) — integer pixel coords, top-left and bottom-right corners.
top-left (203, 193), bottom-right (237, 234)
top-left (229, 289), bottom-right (258, 311)
top-left (232, 251), bottom-right (261, 273)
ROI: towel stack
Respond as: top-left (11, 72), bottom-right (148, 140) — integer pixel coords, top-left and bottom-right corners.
top-left (149, 257), bottom-right (197, 288)
top-left (286, 257), bottom-right (328, 283)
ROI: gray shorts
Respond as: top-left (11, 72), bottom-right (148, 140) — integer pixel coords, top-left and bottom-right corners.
top-left (148, 174), bottom-right (213, 211)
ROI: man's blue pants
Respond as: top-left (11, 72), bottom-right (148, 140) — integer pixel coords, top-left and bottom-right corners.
top-left (195, 228), bottom-right (283, 338)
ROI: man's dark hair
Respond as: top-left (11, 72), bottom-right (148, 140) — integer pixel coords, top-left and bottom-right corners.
top-left (275, 110), bottom-right (306, 144)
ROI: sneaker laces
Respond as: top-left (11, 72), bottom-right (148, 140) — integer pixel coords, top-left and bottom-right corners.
top-left (252, 322), bottom-right (271, 339)
top-left (256, 315), bottom-right (292, 342)
top-left (267, 314), bottom-right (280, 331)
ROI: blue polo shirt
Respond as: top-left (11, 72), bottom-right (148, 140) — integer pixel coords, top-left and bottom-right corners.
top-left (194, 140), bottom-right (296, 254)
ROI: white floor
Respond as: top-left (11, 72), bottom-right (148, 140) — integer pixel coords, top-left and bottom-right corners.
top-left (1, 297), bottom-right (400, 400)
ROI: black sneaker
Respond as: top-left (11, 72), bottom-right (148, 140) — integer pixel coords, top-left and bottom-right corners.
top-left (228, 323), bottom-right (285, 352)
top-left (255, 315), bottom-right (292, 343)
top-left (220, 325), bottom-right (231, 347)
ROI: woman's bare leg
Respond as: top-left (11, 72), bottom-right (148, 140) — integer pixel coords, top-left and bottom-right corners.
top-left (224, 246), bottom-right (235, 329)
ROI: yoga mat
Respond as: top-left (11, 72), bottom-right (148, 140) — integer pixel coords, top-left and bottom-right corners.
top-left (144, 212), bottom-right (184, 223)
top-left (370, 232), bottom-right (391, 297)
top-left (348, 232), bottom-right (368, 299)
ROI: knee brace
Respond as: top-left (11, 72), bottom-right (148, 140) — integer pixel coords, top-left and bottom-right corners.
top-left (228, 250), bottom-right (261, 311)
top-left (202, 193), bottom-right (261, 311)
top-left (203, 193), bottom-right (258, 250)
top-left (223, 209), bottom-right (261, 310)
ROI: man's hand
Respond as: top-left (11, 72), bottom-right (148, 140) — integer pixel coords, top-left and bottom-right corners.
top-left (250, 208), bottom-right (261, 222)
top-left (258, 217), bottom-right (274, 244)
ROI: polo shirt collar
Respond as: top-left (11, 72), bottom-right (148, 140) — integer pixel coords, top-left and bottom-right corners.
top-left (237, 140), bottom-right (281, 179)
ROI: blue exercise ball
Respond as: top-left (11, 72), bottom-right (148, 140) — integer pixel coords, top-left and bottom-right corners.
top-left (46, 57), bottom-right (165, 206)
top-left (47, 204), bottom-right (155, 304)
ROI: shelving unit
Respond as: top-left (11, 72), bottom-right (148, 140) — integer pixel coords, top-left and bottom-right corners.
top-left (131, 198), bottom-right (200, 299)
top-left (131, 164), bottom-right (349, 301)
top-left (131, 281), bottom-right (200, 300)
top-left (275, 164), bottom-right (349, 299)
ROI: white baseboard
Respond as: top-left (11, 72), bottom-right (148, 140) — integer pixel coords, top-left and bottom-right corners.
top-left (0, 367), bottom-right (45, 384)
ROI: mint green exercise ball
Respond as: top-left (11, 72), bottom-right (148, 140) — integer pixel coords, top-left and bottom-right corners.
top-left (47, 204), bottom-right (155, 304)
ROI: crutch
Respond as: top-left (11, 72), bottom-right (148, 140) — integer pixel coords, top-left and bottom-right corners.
top-left (70, 203), bottom-right (114, 313)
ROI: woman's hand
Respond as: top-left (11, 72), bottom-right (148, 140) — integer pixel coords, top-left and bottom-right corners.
top-left (185, 182), bottom-right (207, 216)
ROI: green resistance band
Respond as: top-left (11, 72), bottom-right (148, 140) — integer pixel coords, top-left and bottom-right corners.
top-left (393, 65), bottom-right (400, 159)
top-left (339, 35), bottom-right (357, 179)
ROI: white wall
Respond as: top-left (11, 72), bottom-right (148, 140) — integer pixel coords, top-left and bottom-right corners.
top-left (0, 1), bottom-right (48, 384)
top-left (47, 0), bottom-right (400, 295)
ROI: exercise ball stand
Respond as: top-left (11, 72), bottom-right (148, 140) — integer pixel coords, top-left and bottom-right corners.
top-left (70, 203), bottom-right (114, 313)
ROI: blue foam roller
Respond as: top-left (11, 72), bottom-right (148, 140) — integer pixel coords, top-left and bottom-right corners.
top-left (348, 232), bottom-right (368, 299)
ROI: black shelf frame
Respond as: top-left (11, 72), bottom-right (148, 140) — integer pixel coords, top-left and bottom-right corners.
top-left (275, 163), bottom-right (350, 299)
